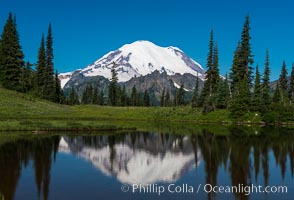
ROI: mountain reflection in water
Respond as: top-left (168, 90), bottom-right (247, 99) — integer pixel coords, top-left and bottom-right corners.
top-left (58, 133), bottom-right (201, 184)
top-left (0, 127), bottom-right (293, 200)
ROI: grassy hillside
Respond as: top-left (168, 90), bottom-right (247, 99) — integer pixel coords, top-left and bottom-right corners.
top-left (0, 87), bottom-right (262, 130)
top-left (0, 87), bottom-right (71, 118)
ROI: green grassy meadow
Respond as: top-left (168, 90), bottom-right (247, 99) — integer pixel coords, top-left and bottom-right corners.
top-left (0, 86), bottom-right (265, 131)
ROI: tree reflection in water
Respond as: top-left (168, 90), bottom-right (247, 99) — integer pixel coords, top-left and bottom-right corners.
top-left (0, 126), bottom-right (293, 200)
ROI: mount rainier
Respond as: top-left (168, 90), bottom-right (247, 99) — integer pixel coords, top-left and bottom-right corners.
top-left (59, 40), bottom-right (205, 104)
top-left (60, 40), bottom-right (205, 88)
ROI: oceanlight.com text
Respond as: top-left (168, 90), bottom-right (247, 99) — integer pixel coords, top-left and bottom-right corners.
top-left (121, 183), bottom-right (288, 196)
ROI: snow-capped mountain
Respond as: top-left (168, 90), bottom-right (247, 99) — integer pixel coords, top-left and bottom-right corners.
top-left (59, 40), bottom-right (205, 89)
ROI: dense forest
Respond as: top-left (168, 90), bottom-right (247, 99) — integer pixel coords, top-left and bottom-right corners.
top-left (0, 13), bottom-right (294, 122)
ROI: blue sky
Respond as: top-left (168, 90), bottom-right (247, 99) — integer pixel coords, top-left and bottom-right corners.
top-left (0, 0), bottom-right (293, 80)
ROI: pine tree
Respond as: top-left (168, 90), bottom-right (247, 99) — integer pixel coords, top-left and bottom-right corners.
top-left (199, 30), bottom-right (214, 106)
top-left (68, 87), bottom-right (79, 105)
top-left (0, 13), bottom-right (24, 91)
top-left (21, 61), bottom-right (33, 93)
top-left (239, 15), bottom-right (254, 84)
top-left (88, 85), bottom-right (93, 104)
top-left (160, 88), bottom-right (165, 107)
top-left (54, 70), bottom-right (61, 103)
top-left (173, 89), bottom-right (177, 106)
top-left (177, 84), bottom-right (185, 106)
top-left (131, 85), bottom-right (137, 106)
top-left (229, 15), bottom-right (254, 117)
top-left (81, 86), bottom-right (88, 104)
top-left (45, 24), bottom-right (55, 101)
top-left (230, 79), bottom-right (251, 118)
top-left (120, 85), bottom-right (127, 106)
top-left (279, 61), bottom-right (288, 105)
top-left (212, 43), bottom-right (220, 93)
top-left (261, 49), bottom-right (271, 109)
top-left (36, 35), bottom-right (47, 97)
top-left (93, 86), bottom-right (99, 104)
top-left (191, 76), bottom-right (199, 108)
top-left (108, 63), bottom-right (118, 106)
top-left (143, 89), bottom-right (150, 107)
top-left (272, 82), bottom-right (281, 104)
top-left (252, 65), bottom-right (262, 111)
top-left (99, 90), bottom-right (104, 105)
top-left (199, 30), bottom-right (219, 108)
top-left (289, 64), bottom-right (294, 104)
top-left (164, 90), bottom-right (170, 107)
top-left (215, 74), bottom-right (230, 109)
top-left (230, 42), bottom-right (241, 91)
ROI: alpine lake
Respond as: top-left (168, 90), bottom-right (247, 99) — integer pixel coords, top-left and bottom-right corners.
top-left (0, 122), bottom-right (294, 200)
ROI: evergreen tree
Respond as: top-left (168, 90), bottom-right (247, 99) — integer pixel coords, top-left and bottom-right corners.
top-left (108, 63), bottom-right (118, 106)
top-left (45, 24), bottom-right (55, 101)
top-left (279, 61), bottom-right (288, 91)
top-left (230, 79), bottom-right (251, 118)
top-left (164, 90), bottom-right (170, 107)
top-left (143, 89), bottom-right (150, 107)
top-left (272, 82), bottom-right (281, 104)
top-left (199, 30), bottom-right (219, 108)
top-left (0, 13), bottom-right (24, 91)
top-left (68, 87), bottom-right (79, 105)
top-left (252, 65), bottom-right (262, 111)
top-left (173, 89), bottom-right (177, 106)
top-left (289, 64), bottom-right (294, 104)
top-left (88, 85), bottom-right (94, 104)
top-left (160, 88), bottom-right (165, 107)
top-left (212, 43), bottom-right (220, 92)
top-left (93, 86), bottom-right (99, 104)
top-left (99, 89), bottom-right (104, 105)
top-left (199, 30), bottom-right (214, 106)
top-left (229, 15), bottom-right (254, 117)
top-left (21, 61), bottom-right (33, 93)
top-left (131, 85), bottom-right (137, 106)
top-left (279, 61), bottom-right (288, 105)
top-left (36, 35), bottom-right (47, 97)
top-left (116, 86), bottom-right (122, 106)
top-left (230, 42), bottom-right (241, 91)
top-left (81, 85), bottom-right (93, 104)
top-left (239, 15), bottom-right (254, 84)
top-left (261, 49), bottom-right (271, 109)
top-left (54, 70), bottom-right (61, 103)
top-left (81, 86), bottom-right (88, 104)
top-left (120, 86), bottom-right (127, 106)
top-left (191, 76), bottom-right (199, 108)
top-left (177, 84), bottom-right (185, 106)
top-left (215, 74), bottom-right (230, 109)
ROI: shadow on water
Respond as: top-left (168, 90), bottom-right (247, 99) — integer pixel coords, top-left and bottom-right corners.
top-left (0, 125), bottom-right (293, 200)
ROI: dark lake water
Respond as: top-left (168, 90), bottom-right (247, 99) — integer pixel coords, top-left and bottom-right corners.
top-left (0, 125), bottom-right (294, 200)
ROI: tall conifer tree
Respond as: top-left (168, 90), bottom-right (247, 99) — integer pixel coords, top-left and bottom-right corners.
top-left (108, 63), bottom-right (118, 106)
top-left (45, 24), bottom-right (55, 101)
top-left (261, 49), bottom-right (271, 108)
top-left (36, 35), bottom-right (47, 97)
top-left (191, 76), bottom-right (199, 108)
top-left (54, 70), bottom-right (62, 103)
top-left (131, 85), bottom-right (137, 106)
top-left (279, 61), bottom-right (288, 105)
top-left (289, 64), bottom-right (294, 104)
top-left (143, 89), bottom-right (150, 107)
top-left (252, 65), bottom-right (262, 111)
top-left (229, 15), bottom-right (254, 117)
top-left (0, 13), bottom-right (24, 91)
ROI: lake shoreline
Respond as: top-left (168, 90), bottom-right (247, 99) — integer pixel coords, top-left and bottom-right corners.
top-left (0, 117), bottom-right (294, 132)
